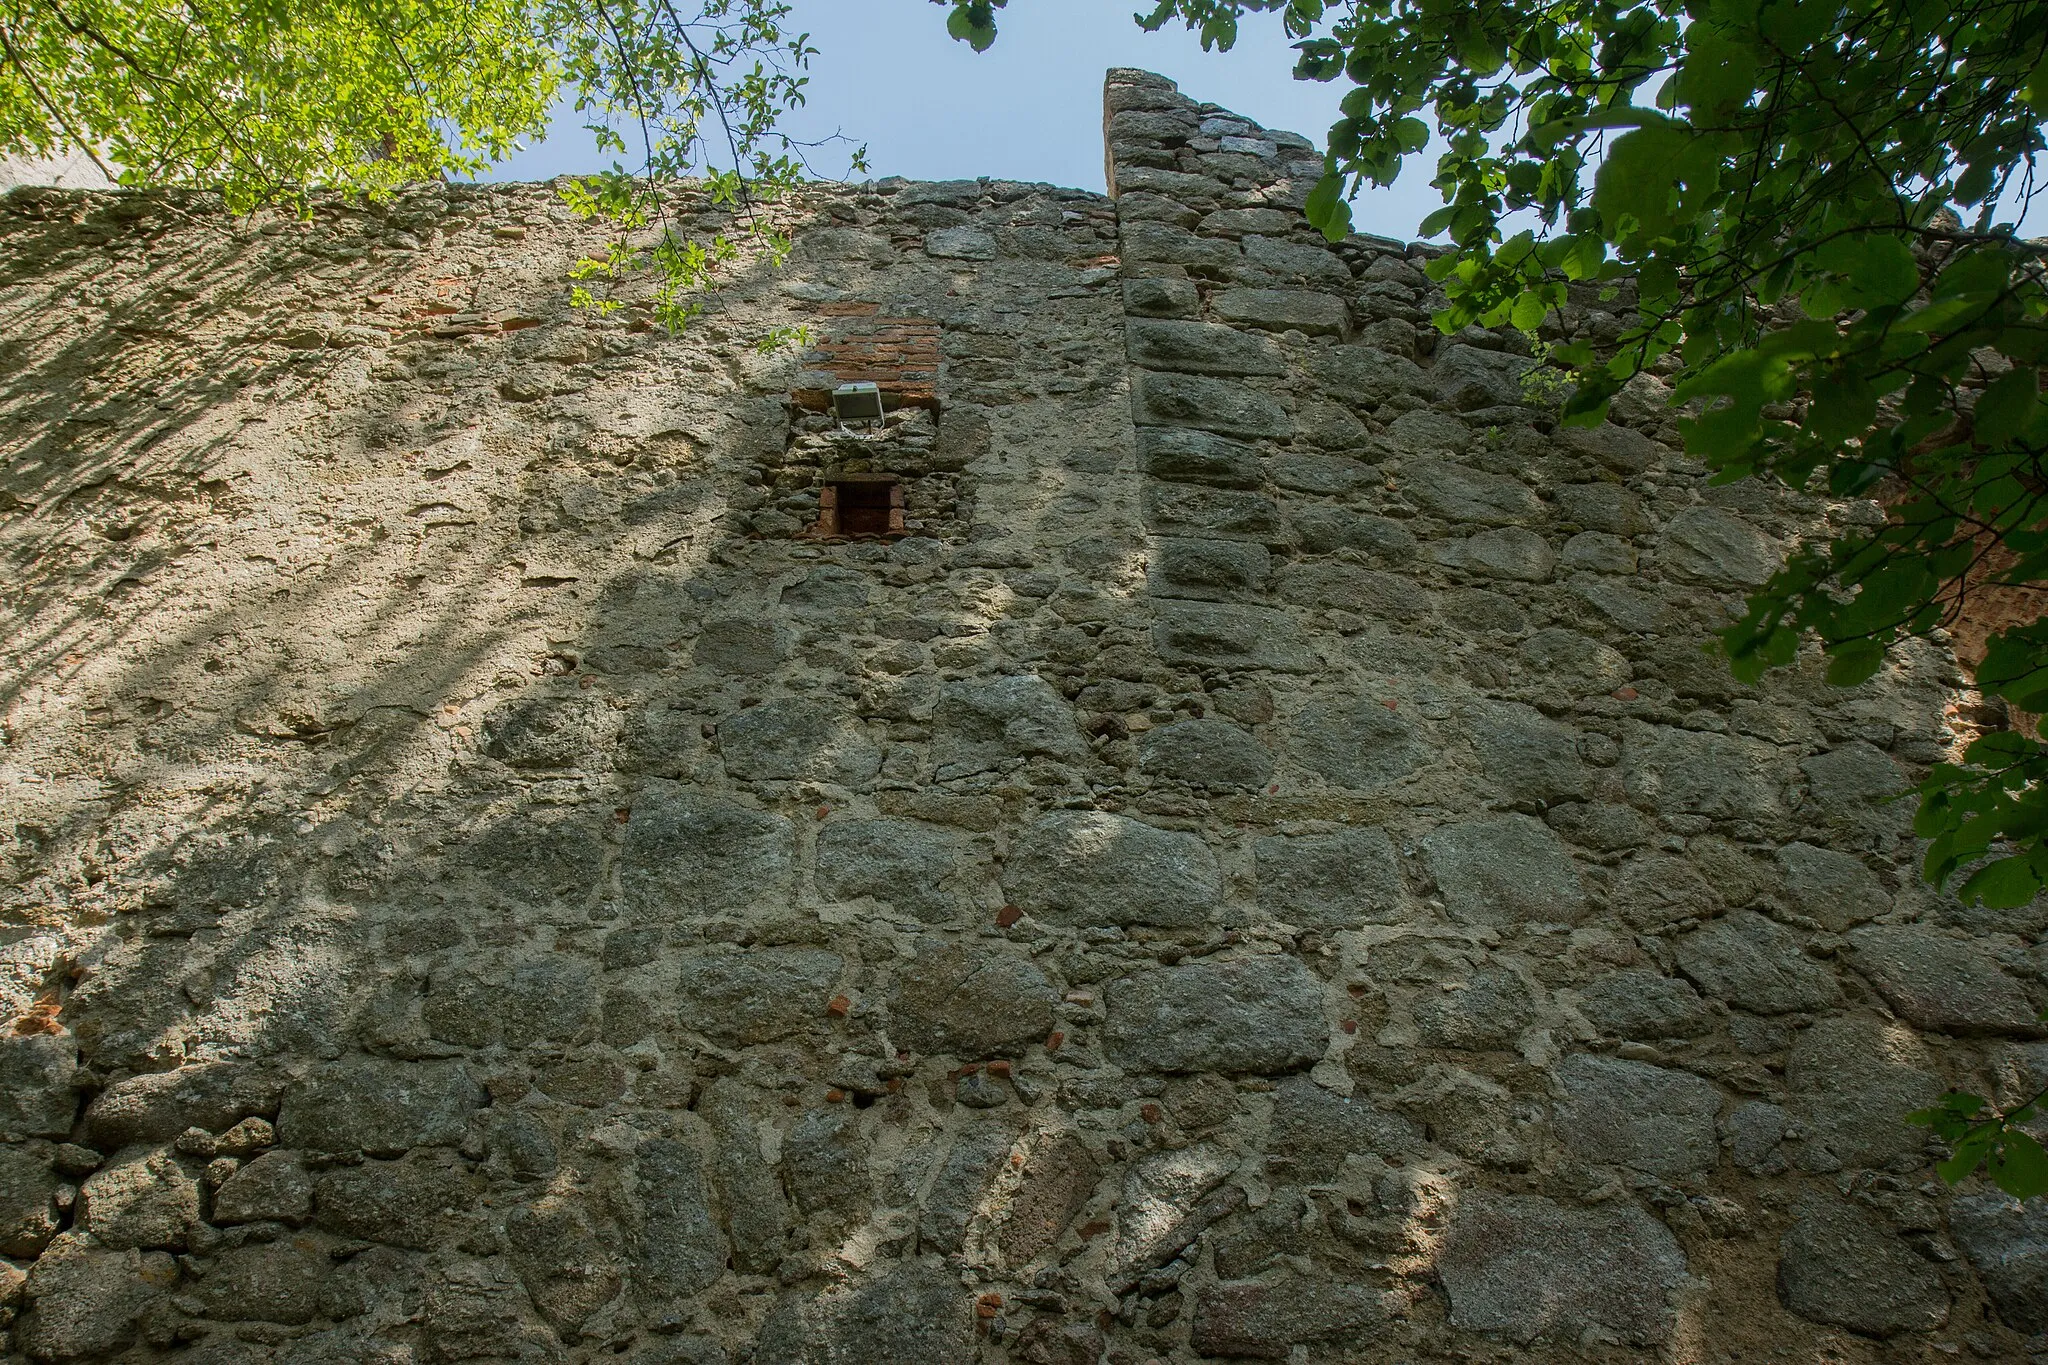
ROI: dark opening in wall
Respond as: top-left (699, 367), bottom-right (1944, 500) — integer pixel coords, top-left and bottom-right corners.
top-left (811, 474), bottom-right (904, 539)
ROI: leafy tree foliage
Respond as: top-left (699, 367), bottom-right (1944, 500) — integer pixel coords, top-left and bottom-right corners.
top-left (0, 0), bottom-right (849, 332)
top-left (1078, 0), bottom-right (2048, 1197)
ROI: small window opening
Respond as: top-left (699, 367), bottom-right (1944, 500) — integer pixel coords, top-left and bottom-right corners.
top-left (809, 474), bottom-right (904, 539)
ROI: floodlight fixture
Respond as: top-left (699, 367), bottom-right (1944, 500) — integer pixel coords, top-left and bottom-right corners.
top-left (830, 382), bottom-right (884, 423)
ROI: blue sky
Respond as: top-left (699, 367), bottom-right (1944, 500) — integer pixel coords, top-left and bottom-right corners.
top-left (481, 0), bottom-right (2047, 243)
top-left (482, 0), bottom-right (1452, 243)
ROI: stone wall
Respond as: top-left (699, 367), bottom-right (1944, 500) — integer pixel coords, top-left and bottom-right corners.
top-left (0, 65), bottom-right (2044, 1365)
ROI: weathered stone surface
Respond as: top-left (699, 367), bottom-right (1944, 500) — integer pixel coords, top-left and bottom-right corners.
top-left (1432, 343), bottom-right (1538, 410)
top-left (1658, 505), bottom-right (1777, 587)
top-left (1559, 420), bottom-right (1665, 472)
top-left (1123, 276), bottom-right (1199, 317)
top-left (1310, 345), bottom-right (1428, 406)
top-left (1290, 505), bottom-right (1418, 558)
top-left (193, 1236), bottom-right (330, 1325)
top-left (1402, 459), bottom-right (1543, 525)
top-left (931, 673), bottom-right (1088, 779)
top-left (676, 948), bottom-right (844, 1046)
top-left (419, 1256), bottom-right (562, 1362)
top-left (211, 1150), bottom-right (313, 1225)
top-left (1609, 854), bottom-right (1719, 932)
top-left (1560, 529), bottom-right (1637, 574)
top-left (0, 1033), bottom-right (78, 1141)
top-left (0, 1145), bottom-right (61, 1258)
top-left (1556, 481), bottom-right (1649, 534)
top-left (1131, 370), bottom-right (1291, 439)
top-left (997, 1131), bottom-right (1100, 1264)
top-left (82, 1061), bottom-right (279, 1149)
top-left (1104, 956), bottom-right (1328, 1073)
top-left (506, 1193), bottom-right (622, 1336)
top-left (1192, 1274), bottom-right (1389, 1359)
top-left (76, 1149), bottom-right (199, 1251)
top-left (1949, 1192), bottom-right (2048, 1333)
top-left (1268, 1074), bottom-right (1418, 1181)
top-left (1468, 700), bottom-right (1587, 806)
top-left (1675, 911), bottom-right (1840, 1014)
top-left (699, 1081), bottom-right (789, 1275)
top-left (1136, 427), bottom-right (1263, 487)
top-left (1800, 741), bottom-right (1914, 845)
top-left (814, 818), bottom-right (974, 922)
top-left (1271, 562), bottom-right (1425, 617)
top-left (1420, 815), bottom-right (1588, 926)
top-left (1148, 536), bottom-right (1272, 599)
top-left (891, 942), bottom-right (1057, 1058)
top-left (1142, 481), bottom-right (1284, 542)
top-left (1154, 600), bottom-right (1320, 672)
top-left (1125, 318), bottom-right (1285, 375)
top-left (1786, 1014), bottom-right (1944, 1170)
top-left (620, 785), bottom-right (795, 913)
top-left (1253, 827), bottom-right (1405, 927)
top-left (1438, 1193), bottom-right (1687, 1345)
top-left (1267, 452), bottom-right (1377, 496)
top-left (1847, 924), bottom-right (2039, 1034)
top-left (1775, 841), bottom-right (1888, 930)
top-left (1460, 525), bottom-right (1555, 581)
top-left (18, 1234), bottom-right (176, 1361)
top-left (1576, 970), bottom-right (1714, 1040)
top-left (718, 699), bottom-right (880, 784)
top-left (1290, 693), bottom-right (1427, 790)
top-left (1211, 288), bottom-right (1348, 335)
top-left (1553, 1054), bottom-right (1721, 1176)
top-left (0, 70), bottom-right (2029, 1363)
top-left (1242, 234), bottom-right (1349, 283)
top-left (924, 226), bottom-right (996, 259)
top-left (629, 1133), bottom-right (728, 1307)
top-left (1106, 1143), bottom-right (1237, 1281)
top-left (1727, 1101), bottom-right (1791, 1175)
top-left (502, 955), bottom-right (599, 1047)
top-left (781, 565), bottom-right (871, 616)
top-left (1004, 810), bottom-right (1220, 928)
top-left (1120, 221), bottom-right (1240, 268)
top-left (757, 1258), bottom-right (972, 1365)
top-left (1383, 409), bottom-right (1473, 458)
top-left (1519, 627), bottom-right (1632, 694)
top-left (1624, 726), bottom-right (1787, 820)
top-left (278, 1059), bottom-right (484, 1156)
top-left (919, 1115), bottom-right (1020, 1254)
top-left (481, 695), bottom-right (617, 768)
top-left (315, 1157), bottom-right (468, 1250)
top-left (1778, 1193), bottom-right (1948, 1336)
top-left (1137, 718), bottom-right (1275, 789)
top-left (695, 616), bottom-right (795, 674)
top-left (1198, 206), bottom-right (1296, 236)
top-left (1413, 966), bottom-right (1537, 1051)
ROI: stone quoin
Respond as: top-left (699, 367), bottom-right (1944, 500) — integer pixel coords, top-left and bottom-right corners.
top-left (0, 67), bottom-right (2043, 1365)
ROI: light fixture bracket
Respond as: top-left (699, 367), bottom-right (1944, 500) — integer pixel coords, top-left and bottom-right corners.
top-left (830, 381), bottom-right (885, 426)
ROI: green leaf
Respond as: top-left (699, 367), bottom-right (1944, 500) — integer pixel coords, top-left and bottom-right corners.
top-left (1812, 234), bottom-right (1922, 309)
top-left (1807, 370), bottom-right (1877, 442)
top-left (2027, 53), bottom-right (2048, 112)
top-left (1992, 1133), bottom-right (2048, 1199)
top-left (1678, 24), bottom-right (1758, 116)
top-left (1957, 855), bottom-right (2046, 909)
top-left (1304, 173), bottom-right (1354, 242)
top-left (1974, 368), bottom-right (2040, 447)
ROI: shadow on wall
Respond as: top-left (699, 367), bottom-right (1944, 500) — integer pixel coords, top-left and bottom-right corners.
top-left (0, 170), bottom-right (1164, 1360)
top-left (1, 79), bottom-right (2044, 1364)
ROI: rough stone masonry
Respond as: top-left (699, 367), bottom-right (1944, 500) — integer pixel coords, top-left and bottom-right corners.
top-left (0, 65), bottom-right (2044, 1365)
